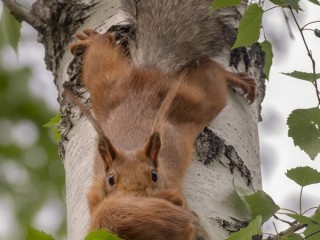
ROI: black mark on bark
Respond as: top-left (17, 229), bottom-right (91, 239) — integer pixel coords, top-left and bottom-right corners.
top-left (216, 217), bottom-right (262, 239)
top-left (31, 0), bottom-right (95, 72)
top-left (196, 127), bottom-right (252, 186)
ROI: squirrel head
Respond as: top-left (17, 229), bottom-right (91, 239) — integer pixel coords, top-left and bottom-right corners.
top-left (63, 87), bottom-right (167, 197)
top-left (97, 132), bottom-right (163, 196)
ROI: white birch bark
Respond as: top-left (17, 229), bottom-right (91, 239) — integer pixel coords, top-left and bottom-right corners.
top-left (3, 0), bottom-right (266, 239)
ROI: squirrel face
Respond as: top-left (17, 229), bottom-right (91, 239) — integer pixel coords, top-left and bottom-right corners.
top-left (98, 132), bottom-right (164, 197)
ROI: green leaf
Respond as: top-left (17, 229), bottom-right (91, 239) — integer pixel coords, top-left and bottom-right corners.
top-left (286, 234), bottom-right (303, 240)
top-left (43, 113), bottom-right (61, 141)
top-left (285, 215), bottom-right (320, 240)
top-left (230, 183), bottom-right (251, 219)
top-left (85, 230), bottom-right (122, 240)
top-left (43, 113), bottom-right (61, 127)
top-left (244, 190), bottom-right (280, 223)
top-left (232, 4), bottom-right (263, 49)
top-left (287, 108), bottom-right (320, 160)
top-left (315, 29), bottom-right (320, 38)
top-left (282, 71), bottom-right (320, 82)
top-left (286, 167), bottom-right (320, 187)
top-left (0, 6), bottom-right (21, 51)
top-left (312, 210), bottom-right (320, 221)
top-left (26, 226), bottom-right (54, 240)
top-left (260, 41), bottom-right (273, 80)
top-left (283, 0), bottom-right (300, 11)
top-left (287, 213), bottom-right (320, 225)
top-left (211, 0), bottom-right (241, 11)
top-left (227, 215), bottom-right (262, 240)
top-left (52, 127), bottom-right (61, 141)
top-left (270, 0), bottom-right (286, 5)
top-left (304, 224), bottom-right (320, 240)
top-left (269, 0), bottom-right (300, 11)
top-left (308, 0), bottom-right (320, 5)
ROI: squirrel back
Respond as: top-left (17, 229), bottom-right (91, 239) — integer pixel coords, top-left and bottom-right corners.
top-left (123, 0), bottom-right (237, 72)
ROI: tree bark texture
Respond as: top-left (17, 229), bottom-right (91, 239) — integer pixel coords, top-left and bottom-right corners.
top-left (5, 0), bottom-right (266, 239)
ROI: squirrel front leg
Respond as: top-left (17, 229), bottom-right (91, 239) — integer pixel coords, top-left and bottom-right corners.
top-left (70, 29), bottom-right (132, 119)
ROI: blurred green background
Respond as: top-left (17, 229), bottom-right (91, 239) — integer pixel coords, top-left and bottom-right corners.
top-left (0, 4), bottom-right (66, 240)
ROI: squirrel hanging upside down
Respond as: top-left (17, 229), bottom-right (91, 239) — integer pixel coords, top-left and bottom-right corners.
top-left (67, 28), bottom-right (256, 240)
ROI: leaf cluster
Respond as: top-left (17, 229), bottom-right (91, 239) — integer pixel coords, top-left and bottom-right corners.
top-left (229, 166), bottom-right (320, 239)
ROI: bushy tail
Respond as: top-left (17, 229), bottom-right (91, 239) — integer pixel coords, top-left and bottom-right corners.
top-left (151, 75), bottom-right (183, 133)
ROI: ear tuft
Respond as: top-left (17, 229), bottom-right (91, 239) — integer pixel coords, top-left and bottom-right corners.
top-left (98, 135), bottom-right (117, 170)
top-left (145, 132), bottom-right (161, 166)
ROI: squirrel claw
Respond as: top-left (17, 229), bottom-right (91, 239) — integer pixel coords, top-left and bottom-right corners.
top-left (232, 72), bottom-right (257, 104)
top-left (70, 29), bottom-right (116, 55)
top-left (70, 28), bottom-right (100, 55)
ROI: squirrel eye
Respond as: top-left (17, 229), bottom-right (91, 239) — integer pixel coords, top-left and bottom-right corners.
top-left (151, 169), bottom-right (158, 182)
top-left (108, 174), bottom-right (115, 186)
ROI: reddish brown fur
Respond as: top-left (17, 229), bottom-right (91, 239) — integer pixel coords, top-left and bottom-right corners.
top-left (70, 29), bottom-right (257, 239)
top-left (90, 193), bottom-right (195, 240)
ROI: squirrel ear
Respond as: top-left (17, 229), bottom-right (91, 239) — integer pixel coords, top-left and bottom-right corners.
top-left (98, 135), bottom-right (117, 170)
top-left (144, 132), bottom-right (161, 167)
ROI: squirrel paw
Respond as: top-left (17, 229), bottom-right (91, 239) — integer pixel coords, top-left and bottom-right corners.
top-left (70, 29), bottom-right (116, 55)
top-left (230, 72), bottom-right (257, 104)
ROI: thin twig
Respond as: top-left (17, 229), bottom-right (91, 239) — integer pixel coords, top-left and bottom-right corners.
top-left (264, 6), bottom-right (279, 12)
top-left (272, 222), bottom-right (279, 235)
top-left (1, 0), bottom-right (42, 30)
top-left (289, 7), bottom-right (320, 106)
top-left (302, 28), bottom-right (315, 32)
top-left (302, 20), bottom-right (320, 30)
top-left (262, 232), bottom-right (276, 236)
top-left (302, 206), bottom-right (318, 215)
top-left (273, 214), bottom-right (296, 226)
top-left (278, 223), bottom-right (306, 236)
top-left (282, 8), bottom-right (294, 39)
top-left (280, 208), bottom-right (299, 214)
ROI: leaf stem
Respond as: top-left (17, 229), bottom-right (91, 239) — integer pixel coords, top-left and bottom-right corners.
top-left (302, 20), bottom-right (320, 30)
top-left (302, 206), bottom-right (318, 215)
top-left (302, 28), bottom-right (315, 32)
top-left (299, 186), bottom-right (303, 214)
top-left (289, 7), bottom-right (320, 106)
top-left (279, 208), bottom-right (299, 214)
top-left (264, 6), bottom-right (279, 12)
top-left (273, 214), bottom-right (296, 226)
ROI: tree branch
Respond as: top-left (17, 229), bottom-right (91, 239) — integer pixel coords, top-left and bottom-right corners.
top-left (1, 0), bottom-right (42, 30)
top-left (289, 7), bottom-right (320, 106)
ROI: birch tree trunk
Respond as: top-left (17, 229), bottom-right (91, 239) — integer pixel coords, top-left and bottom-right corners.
top-left (3, 0), bottom-right (266, 239)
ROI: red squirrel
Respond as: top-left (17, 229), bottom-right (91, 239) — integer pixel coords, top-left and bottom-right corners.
top-left (68, 29), bottom-right (256, 239)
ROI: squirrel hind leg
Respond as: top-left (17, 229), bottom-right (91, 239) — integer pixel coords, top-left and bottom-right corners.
top-left (226, 72), bottom-right (257, 104)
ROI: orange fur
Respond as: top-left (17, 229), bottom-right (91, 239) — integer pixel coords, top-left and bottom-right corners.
top-left (69, 29), bottom-right (257, 239)
top-left (90, 193), bottom-right (195, 240)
